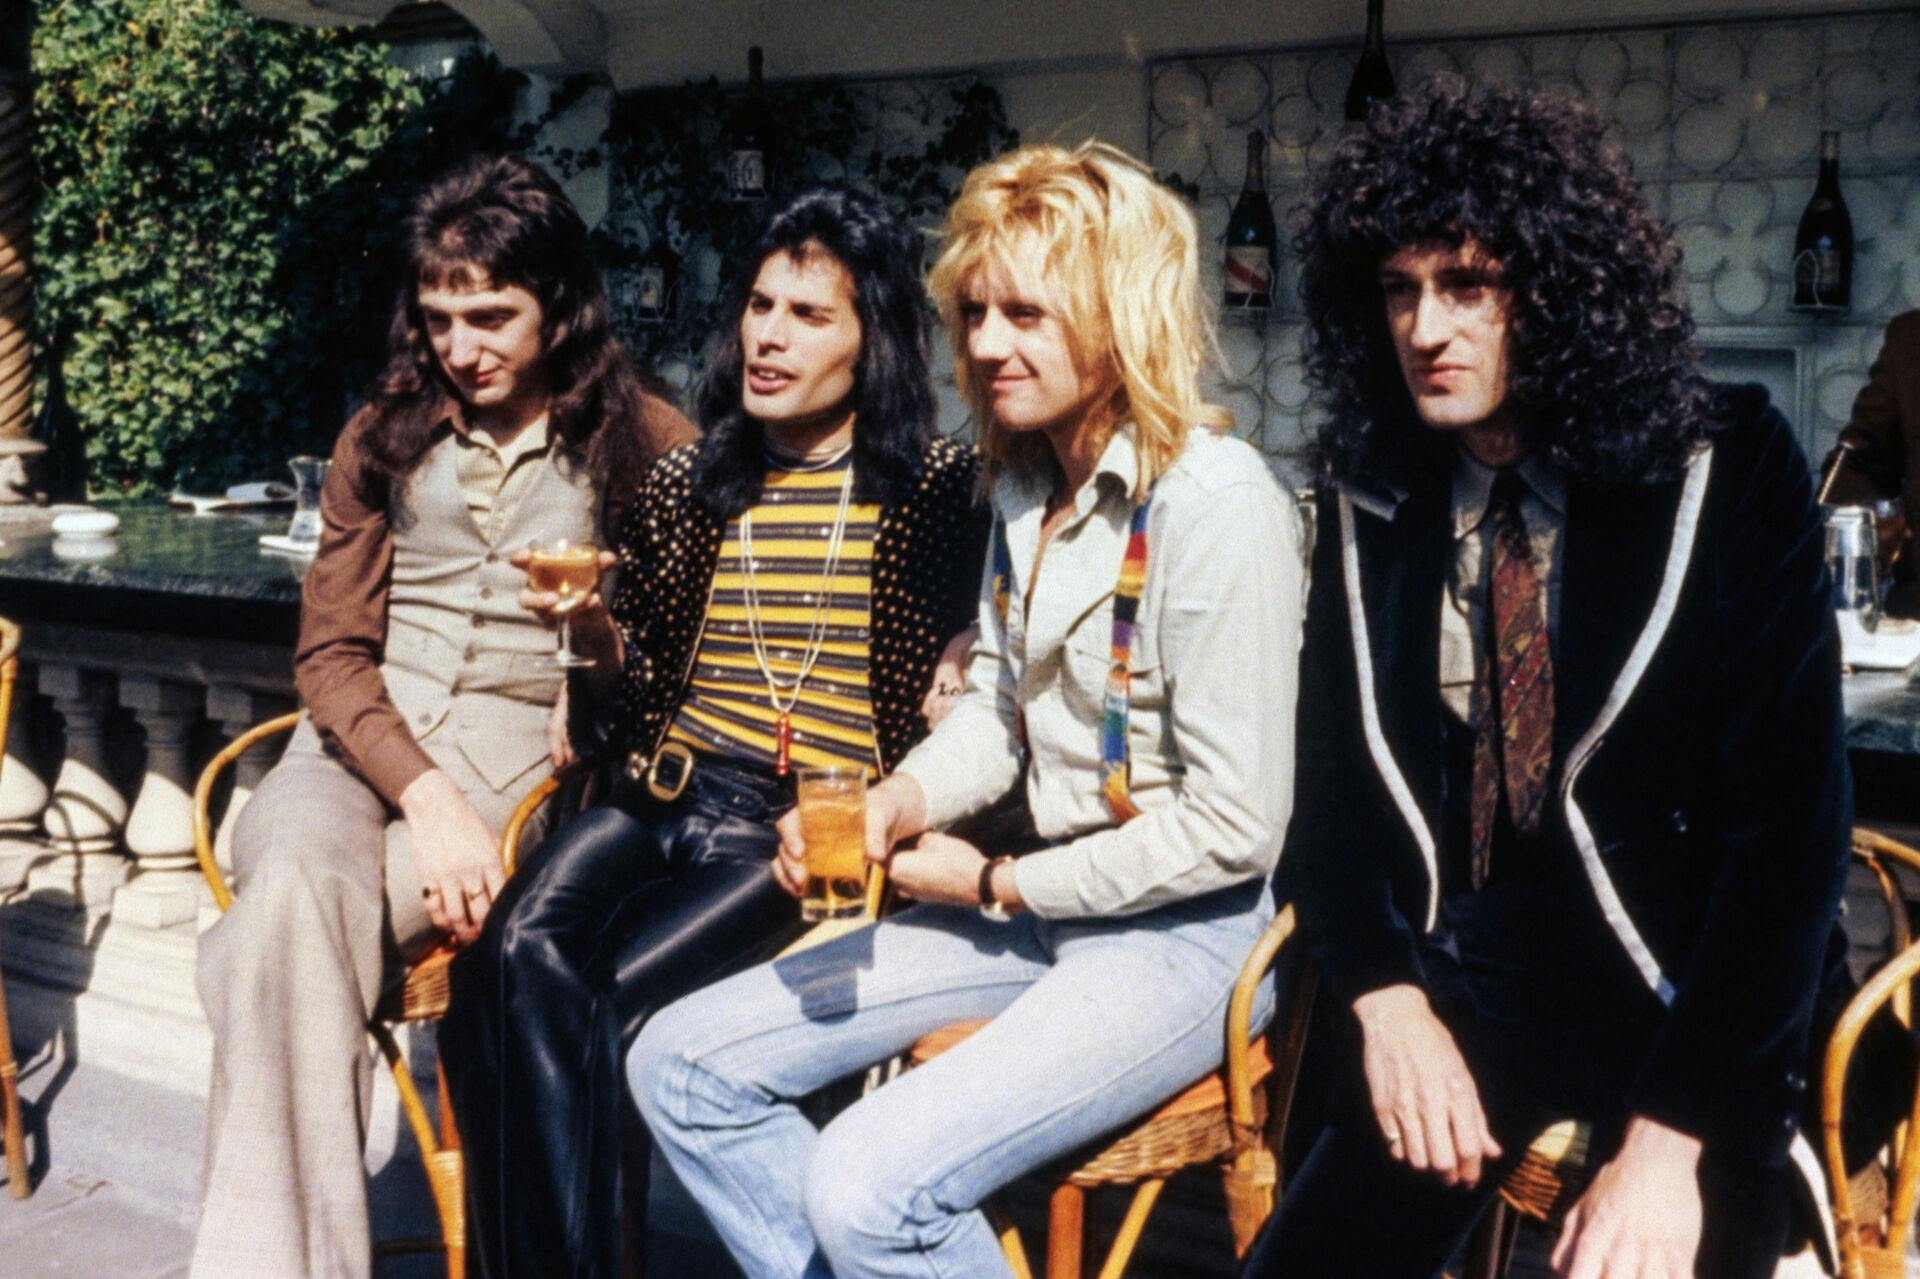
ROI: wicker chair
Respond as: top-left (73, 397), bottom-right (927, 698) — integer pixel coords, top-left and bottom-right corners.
top-left (904, 904), bottom-right (1316, 1279)
top-left (1823, 827), bottom-right (1920, 1279)
top-left (1462, 825), bottom-right (1920, 1279)
top-left (0, 615), bottom-right (30, 1199)
top-left (191, 713), bottom-right (580, 1278)
top-left (1455, 1119), bottom-right (1592, 1278)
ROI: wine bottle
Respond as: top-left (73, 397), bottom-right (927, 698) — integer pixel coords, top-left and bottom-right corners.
top-left (1344, 0), bottom-right (1396, 124)
top-left (1791, 130), bottom-right (1853, 313)
top-left (1225, 132), bottom-right (1277, 310)
top-left (634, 231), bottom-right (680, 325)
top-left (728, 47), bottom-right (771, 202)
top-left (34, 329), bottom-right (85, 503)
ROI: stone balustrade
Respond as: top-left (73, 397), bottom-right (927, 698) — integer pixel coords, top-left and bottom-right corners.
top-left (0, 502), bottom-right (302, 1089)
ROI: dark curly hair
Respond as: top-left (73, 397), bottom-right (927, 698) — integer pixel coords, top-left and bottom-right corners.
top-left (359, 154), bottom-right (678, 522)
top-left (689, 184), bottom-right (936, 520)
top-left (1297, 80), bottom-right (1718, 485)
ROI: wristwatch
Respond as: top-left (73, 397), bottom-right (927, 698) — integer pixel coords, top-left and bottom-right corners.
top-left (978, 855), bottom-right (1016, 921)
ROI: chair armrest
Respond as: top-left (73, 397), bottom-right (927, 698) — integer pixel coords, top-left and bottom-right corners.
top-left (1823, 929), bottom-right (1920, 1259)
top-left (1852, 828), bottom-right (1920, 1020)
top-left (1854, 827), bottom-right (1920, 884)
top-left (500, 758), bottom-right (594, 880)
top-left (1227, 905), bottom-right (1299, 1133)
top-left (0, 620), bottom-right (19, 875)
top-left (192, 712), bottom-right (303, 914)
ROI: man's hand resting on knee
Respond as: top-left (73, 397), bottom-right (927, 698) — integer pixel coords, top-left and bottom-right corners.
top-left (400, 768), bottom-right (505, 945)
top-left (1550, 1116), bottom-right (1703, 1279)
top-left (1352, 983), bottom-right (1503, 1188)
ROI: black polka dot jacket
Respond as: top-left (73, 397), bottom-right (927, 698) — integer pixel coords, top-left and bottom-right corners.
top-left (590, 435), bottom-right (990, 774)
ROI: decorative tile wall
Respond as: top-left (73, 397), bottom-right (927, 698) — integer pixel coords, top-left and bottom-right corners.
top-left (1149, 9), bottom-right (1920, 480)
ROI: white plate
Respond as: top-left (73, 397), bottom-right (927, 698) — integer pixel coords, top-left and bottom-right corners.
top-left (1837, 610), bottom-right (1920, 670)
top-left (51, 510), bottom-right (121, 538)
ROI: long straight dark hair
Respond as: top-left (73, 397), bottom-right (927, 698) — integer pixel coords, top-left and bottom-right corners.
top-left (357, 154), bottom-right (676, 517)
top-left (689, 184), bottom-right (936, 520)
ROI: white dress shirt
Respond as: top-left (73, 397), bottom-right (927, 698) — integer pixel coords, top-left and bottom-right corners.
top-left (894, 426), bottom-right (1304, 919)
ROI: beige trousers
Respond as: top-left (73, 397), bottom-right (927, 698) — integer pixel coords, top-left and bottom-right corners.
top-left (188, 717), bottom-right (546, 1279)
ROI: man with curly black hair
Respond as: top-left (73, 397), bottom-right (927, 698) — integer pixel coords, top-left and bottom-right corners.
top-left (1251, 82), bottom-right (1853, 1277)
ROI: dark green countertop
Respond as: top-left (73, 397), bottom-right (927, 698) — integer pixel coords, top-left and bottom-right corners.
top-left (0, 503), bottom-right (305, 647)
top-left (0, 504), bottom-right (307, 602)
top-left (1845, 670), bottom-right (1920, 756)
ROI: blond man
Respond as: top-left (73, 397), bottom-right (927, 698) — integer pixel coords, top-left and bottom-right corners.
top-left (628, 142), bottom-right (1303, 1278)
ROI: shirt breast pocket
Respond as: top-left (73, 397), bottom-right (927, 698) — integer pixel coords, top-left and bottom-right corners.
top-left (1062, 603), bottom-right (1165, 730)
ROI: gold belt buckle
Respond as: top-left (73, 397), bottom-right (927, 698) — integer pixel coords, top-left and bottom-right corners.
top-left (642, 741), bottom-right (695, 803)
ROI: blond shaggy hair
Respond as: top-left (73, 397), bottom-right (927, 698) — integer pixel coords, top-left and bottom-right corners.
top-left (926, 142), bottom-right (1230, 498)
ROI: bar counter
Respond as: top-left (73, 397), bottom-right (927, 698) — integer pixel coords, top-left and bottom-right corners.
top-left (0, 503), bottom-right (304, 645)
top-left (0, 502), bottom-right (306, 923)
top-left (1844, 670), bottom-right (1920, 757)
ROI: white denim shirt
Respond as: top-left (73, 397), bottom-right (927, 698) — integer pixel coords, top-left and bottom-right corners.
top-left (894, 427), bottom-right (1304, 919)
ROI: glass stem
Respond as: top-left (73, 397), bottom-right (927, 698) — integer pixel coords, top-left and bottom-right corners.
top-left (559, 613), bottom-right (573, 662)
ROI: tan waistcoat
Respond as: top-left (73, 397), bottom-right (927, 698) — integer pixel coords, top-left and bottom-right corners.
top-left (380, 434), bottom-right (599, 793)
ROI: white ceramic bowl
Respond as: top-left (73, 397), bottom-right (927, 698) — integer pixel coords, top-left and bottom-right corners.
top-left (51, 510), bottom-right (121, 538)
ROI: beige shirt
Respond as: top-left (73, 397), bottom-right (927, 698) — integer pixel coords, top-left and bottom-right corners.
top-left (1439, 450), bottom-right (1567, 722)
top-left (894, 428), bottom-right (1304, 919)
top-left (453, 416), bottom-right (554, 542)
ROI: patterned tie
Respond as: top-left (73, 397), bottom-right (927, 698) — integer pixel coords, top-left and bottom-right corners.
top-left (1468, 472), bottom-right (1555, 888)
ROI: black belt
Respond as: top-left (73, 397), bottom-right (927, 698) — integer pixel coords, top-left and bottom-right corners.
top-left (623, 742), bottom-right (787, 810)
top-left (625, 741), bottom-right (698, 802)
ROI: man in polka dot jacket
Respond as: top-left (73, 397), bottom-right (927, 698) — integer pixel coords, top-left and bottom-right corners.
top-left (439, 184), bottom-right (989, 1279)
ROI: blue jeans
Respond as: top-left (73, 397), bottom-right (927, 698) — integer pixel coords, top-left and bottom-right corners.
top-left (628, 879), bottom-right (1275, 1279)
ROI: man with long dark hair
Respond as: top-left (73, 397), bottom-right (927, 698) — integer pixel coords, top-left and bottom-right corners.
top-left (1249, 83), bottom-right (1852, 1277)
top-left (190, 154), bottom-right (692, 1279)
top-left (439, 182), bottom-right (989, 1279)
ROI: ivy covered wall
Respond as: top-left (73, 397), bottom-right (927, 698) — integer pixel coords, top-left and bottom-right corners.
top-left (31, 1), bottom-right (1019, 495)
top-left (32, 0), bottom-right (527, 495)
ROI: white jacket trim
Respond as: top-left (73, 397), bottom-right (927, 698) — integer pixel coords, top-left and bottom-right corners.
top-left (1557, 446), bottom-right (1712, 1003)
top-left (1339, 490), bottom-right (1441, 932)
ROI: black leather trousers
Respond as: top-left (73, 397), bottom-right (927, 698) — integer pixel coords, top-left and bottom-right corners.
top-left (441, 757), bottom-right (804, 1279)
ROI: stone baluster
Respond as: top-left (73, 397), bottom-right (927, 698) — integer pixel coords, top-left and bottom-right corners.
top-left (205, 684), bottom-right (294, 877)
top-left (113, 676), bottom-right (208, 929)
top-left (0, 661), bottom-right (48, 888)
top-left (34, 663), bottom-right (129, 906)
top-left (119, 677), bottom-right (202, 870)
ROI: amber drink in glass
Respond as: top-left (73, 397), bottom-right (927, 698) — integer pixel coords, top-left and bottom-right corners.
top-left (796, 766), bottom-right (867, 921)
top-left (527, 539), bottom-right (601, 668)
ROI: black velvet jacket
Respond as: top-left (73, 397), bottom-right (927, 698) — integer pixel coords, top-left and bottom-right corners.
top-left (1283, 386), bottom-right (1851, 1174)
top-left (594, 435), bottom-right (989, 774)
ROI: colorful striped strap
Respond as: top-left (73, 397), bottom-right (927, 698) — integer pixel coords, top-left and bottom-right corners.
top-left (990, 492), bottom-right (1154, 825)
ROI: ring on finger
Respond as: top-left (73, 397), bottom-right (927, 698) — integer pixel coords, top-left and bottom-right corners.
top-left (463, 885), bottom-right (487, 902)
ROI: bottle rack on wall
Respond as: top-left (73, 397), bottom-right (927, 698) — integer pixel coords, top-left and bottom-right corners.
top-left (1149, 9), bottom-right (1920, 471)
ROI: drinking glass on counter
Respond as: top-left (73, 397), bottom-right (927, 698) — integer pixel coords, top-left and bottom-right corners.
top-left (795, 766), bottom-right (867, 921)
top-left (526, 538), bottom-right (602, 668)
top-left (287, 455), bottom-right (329, 548)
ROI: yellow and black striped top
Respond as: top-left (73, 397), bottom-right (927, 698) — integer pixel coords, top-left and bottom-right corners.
top-left (667, 456), bottom-right (882, 776)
